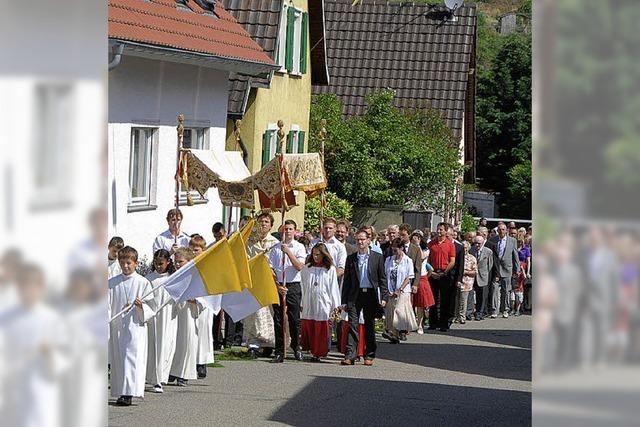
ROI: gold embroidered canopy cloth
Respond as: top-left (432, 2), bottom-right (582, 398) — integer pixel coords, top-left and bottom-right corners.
top-left (180, 150), bottom-right (327, 211)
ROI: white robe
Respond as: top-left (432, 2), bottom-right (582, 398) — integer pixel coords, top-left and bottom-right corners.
top-left (108, 259), bottom-right (121, 279)
top-left (300, 266), bottom-right (341, 321)
top-left (61, 301), bottom-right (107, 427)
top-left (0, 302), bottom-right (68, 427)
top-left (108, 272), bottom-right (155, 398)
top-left (169, 300), bottom-right (200, 380)
top-left (196, 304), bottom-right (214, 364)
top-left (145, 271), bottom-right (177, 386)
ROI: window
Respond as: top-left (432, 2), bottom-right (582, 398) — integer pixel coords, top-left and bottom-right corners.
top-left (276, 6), bottom-right (308, 75)
top-left (182, 128), bottom-right (208, 150)
top-left (180, 128), bottom-right (209, 203)
top-left (128, 128), bottom-right (156, 206)
top-left (31, 84), bottom-right (73, 208)
top-left (286, 126), bottom-right (306, 154)
top-left (261, 127), bottom-right (280, 167)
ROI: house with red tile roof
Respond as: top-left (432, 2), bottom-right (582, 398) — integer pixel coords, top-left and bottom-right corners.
top-left (108, 0), bottom-right (278, 259)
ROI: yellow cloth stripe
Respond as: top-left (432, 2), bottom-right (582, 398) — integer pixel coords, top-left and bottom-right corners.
top-left (248, 253), bottom-right (279, 307)
top-left (195, 238), bottom-right (242, 295)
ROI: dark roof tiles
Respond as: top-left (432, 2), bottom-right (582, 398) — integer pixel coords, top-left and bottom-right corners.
top-left (313, 0), bottom-right (476, 137)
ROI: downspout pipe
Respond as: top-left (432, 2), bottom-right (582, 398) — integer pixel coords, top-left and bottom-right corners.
top-left (109, 43), bottom-right (124, 70)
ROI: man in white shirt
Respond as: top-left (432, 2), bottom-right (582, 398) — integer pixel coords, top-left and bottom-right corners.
top-left (152, 209), bottom-right (190, 256)
top-left (268, 220), bottom-right (307, 363)
top-left (311, 217), bottom-right (347, 279)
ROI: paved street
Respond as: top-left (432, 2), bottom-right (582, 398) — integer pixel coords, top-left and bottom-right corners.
top-left (109, 315), bottom-right (531, 426)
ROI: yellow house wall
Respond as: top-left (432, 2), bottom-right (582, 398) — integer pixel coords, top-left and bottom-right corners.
top-left (226, 0), bottom-right (311, 230)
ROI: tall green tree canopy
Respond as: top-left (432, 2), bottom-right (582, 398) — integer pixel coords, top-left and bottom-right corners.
top-left (310, 90), bottom-right (463, 215)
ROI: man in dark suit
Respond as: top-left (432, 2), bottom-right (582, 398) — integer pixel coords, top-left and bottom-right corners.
top-left (341, 229), bottom-right (388, 366)
top-left (447, 226), bottom-right (465, 327)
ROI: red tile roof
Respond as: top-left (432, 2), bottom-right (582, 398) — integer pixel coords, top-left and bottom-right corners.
top-left (108, 0), bottom-right (275, 66)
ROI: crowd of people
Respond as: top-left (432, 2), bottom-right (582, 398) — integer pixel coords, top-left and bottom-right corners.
top-left (104, 208), bottom-right (535, 407)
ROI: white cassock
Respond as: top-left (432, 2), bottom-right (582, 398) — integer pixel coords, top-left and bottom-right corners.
top-left (61, 301), bottom-right (107, 427)
top-left (108, 259), bottom-right (121, 279)
top-left (108, 272), bottom-right (155, 398)
top-left (169, 300), bottom-right (201, 380)
top-left (0, 302), bottom-right (69, 427)
top-left (196, 303), bottom-right (215, 365)
top-left (300, 266), bottom-right (341, 321)
top-left (145, 271), bottom-right (177, 386)
top-left (152, 230), bottom-right (191, 255)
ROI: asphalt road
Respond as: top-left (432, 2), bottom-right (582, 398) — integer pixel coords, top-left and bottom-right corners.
top-left (109, 315), bottom-right (531, 426)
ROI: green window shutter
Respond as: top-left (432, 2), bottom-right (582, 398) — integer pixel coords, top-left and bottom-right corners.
top-left (285, 7), bottom-right (295, 72)
top-left (261, 131), bottom-right (271, 167)
top-left (286, 131), bottom-right (294, 153)
top-left (298, 131), bottom-right (305, 153)
top-left (300, 12), bottom-right (308, 74)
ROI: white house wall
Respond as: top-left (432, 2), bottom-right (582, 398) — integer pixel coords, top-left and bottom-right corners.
top-left (108, 56), bottom-right (230, 262)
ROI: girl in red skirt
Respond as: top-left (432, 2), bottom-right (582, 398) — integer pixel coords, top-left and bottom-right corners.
top-left (412, 232), bottom-right (435, 334)
top-left (300, 243), bottom-right (341, 361)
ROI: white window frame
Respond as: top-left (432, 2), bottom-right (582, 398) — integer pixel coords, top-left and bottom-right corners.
top-left (267, 122), bottom-right (279, 161)
top-left (31, 83), bottom-right (74, 209)
top-left (289, 124), bottom-right (301, 153)
top-left (182, 127), bottom-right (209, 150)
top-left (179, 127), bottom-right (209, 204)
top-left (276, 5), bottom-right (303, 75)
top-left (276, 4), bottom-right (288, 72)
top-left (128, 127), bottom-right (156, 207)
top-left (291, 8), bottom-right (303, 76)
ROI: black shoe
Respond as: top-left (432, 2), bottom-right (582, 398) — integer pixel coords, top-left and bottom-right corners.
top-left (116, 395), bottom-right (132, 406)
top-left (399, 332), bottom-right (407, 341)
top-left (168, 375), bottom-right (177, 383)
top-left (475, 314), bottom-right (483, 321)
top-left (196, 364), bottom-right (207, 379)
top-left (294, 350), bottom-right (303, 361)
top-left (261, 347), bottom-right (273, 358)
top-left (466, 314), bottom-right (473, 321)
top-left (381, 332), bottom-right (394, 342)
top-left (248, 348), bottom-right (259, 359)
top-left (271, 353), bottom-right (284, 363)
top-left (176, 378), bottom-right (188, 387)
top-left (390, 338), bottom-right (400, 344)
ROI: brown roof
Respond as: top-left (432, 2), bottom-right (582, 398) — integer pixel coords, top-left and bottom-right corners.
top-left (312, 0), bottom-right (477, 138)
top-left (223, 0), bottom-right (329, 117)
top-left (108, 0), bottom-right (274, 66)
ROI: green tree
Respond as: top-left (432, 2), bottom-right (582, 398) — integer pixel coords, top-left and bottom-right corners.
top-left (304, 191), bottom-right (353, 232)
top-left (310, 90), bottom-right (463, 216)
top-left (476, 32), bottom-right (531, 218)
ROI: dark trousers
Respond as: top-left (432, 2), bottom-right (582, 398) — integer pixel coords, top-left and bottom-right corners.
top-left (272, 281), bottom-right (302, 354)
top-left (429, 274), bottom-right (454, 328)
top-left (346, 289), bottom-right (378, 360)
top-left (475, 284), bottom-right (490, 316)
top-left (213, 311), bottom-right (237, 347)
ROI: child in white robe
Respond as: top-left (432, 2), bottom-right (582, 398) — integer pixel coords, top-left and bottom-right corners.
top-left (168, 248), bottom-right (201, 386)
top-left (108, 246), bottom-right (155, 406)
top-left (107, 237), bottom-right (124, 279)
top-left (145, 249), bottom-right (176, 393)
top-left (189, 236), bottom-right (215, 379)
top-left (300, 244), bottom-right (341, 361)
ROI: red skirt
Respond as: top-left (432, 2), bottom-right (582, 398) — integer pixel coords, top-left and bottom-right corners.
top-left (301, 319), bottom-right (330, 358)
top-left (412, 276), bottom-right (435, 308)
top-left (339, 321), bottom-right (365, 358)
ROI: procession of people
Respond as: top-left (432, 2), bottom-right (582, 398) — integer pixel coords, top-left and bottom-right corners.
top-left (105, 208), bottom-right (532, 406)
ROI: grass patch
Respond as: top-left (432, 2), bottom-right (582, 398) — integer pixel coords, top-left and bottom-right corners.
top-left (214, 347), bottom-right (257, 361)
top-left (207, 362), bottom-right (224, 368)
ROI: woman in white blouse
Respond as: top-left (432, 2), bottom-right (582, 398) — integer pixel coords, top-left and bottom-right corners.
top-left (383, 238), bottom-right (418, 343)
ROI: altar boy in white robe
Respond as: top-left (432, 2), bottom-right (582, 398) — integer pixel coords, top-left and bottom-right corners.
top-left (168, 247), bottom-right (201, 386)
top-left (108, 246), bottom-right (155, 406)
